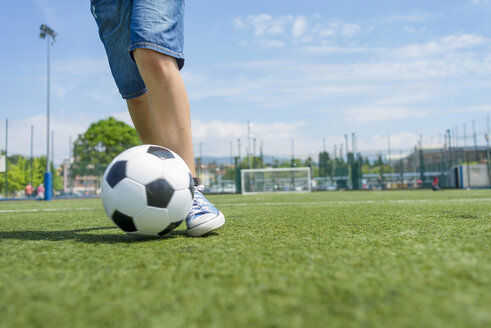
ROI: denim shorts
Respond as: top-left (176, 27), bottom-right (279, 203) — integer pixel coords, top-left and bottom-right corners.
top-left (91, 0), bottom-right (185, 99)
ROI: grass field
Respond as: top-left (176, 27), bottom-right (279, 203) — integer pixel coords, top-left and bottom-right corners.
top-left (0, 190), bottom-right (490, 328)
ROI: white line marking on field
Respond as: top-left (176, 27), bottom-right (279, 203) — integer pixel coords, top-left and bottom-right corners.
top-left (0, 207), bottom-right (99, 213)
top-left (0, 198), bottom-right (489, 213)
top-left (217, 198), bottom-right (491, 207)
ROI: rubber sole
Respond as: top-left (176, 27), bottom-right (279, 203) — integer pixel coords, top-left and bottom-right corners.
top-left (187, 211), bottom-right (225, 237)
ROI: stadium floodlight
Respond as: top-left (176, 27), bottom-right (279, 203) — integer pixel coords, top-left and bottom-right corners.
top-left (40, 24), bottom-right (57, 40)
top-left (240, 167), bottom-right (311, 194)
top-left (39, 24), bottom-right (57, 201)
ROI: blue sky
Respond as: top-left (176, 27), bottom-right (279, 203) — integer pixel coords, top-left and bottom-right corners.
top-left (1, 0), bottom-right (491, 164)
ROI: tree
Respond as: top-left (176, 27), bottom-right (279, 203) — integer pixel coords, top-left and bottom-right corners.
top-left (72, 117), bottom-right (140, 177)
top-left (318, 151), bottom-right (331, 177)
top-left (222, 166), bottom-right (235, 180)
top-left (6, 156), bottom-right (28, 192)
top-left (0, 155), bottom-right (62, 195)
top-left (304, 156), bottom-right (319, 177)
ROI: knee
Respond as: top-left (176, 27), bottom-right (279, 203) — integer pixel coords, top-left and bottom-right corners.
top-left (133, 48), bottom-right (179, 75)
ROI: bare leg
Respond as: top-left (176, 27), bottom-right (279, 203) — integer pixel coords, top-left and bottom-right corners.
top-left (126, 93), bottom-right (162, 145)
top-left (131, 48), bottom-right (196, 176)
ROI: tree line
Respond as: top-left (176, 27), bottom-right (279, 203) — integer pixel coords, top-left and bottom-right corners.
top-left (1, 117), bottom-right (139, 197)
top-left (0, 155), bottom-right (62, 196)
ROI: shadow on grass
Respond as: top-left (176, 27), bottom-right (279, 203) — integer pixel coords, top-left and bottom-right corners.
top-left (0, 226), bottom-right (192, 244)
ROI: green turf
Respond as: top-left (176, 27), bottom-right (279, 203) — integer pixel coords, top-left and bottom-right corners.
top-left (0, 190), bottom-right (490, 328)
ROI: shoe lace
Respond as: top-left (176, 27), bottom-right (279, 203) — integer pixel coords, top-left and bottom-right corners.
top-left (188, 185), bottom-right (208, 218)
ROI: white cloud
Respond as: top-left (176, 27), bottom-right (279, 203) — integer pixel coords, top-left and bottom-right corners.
top-left (233, 17), bottom-right (246, 29)
top-left (185, 38), bottom-right (491, 116)
top-left (192, 120), bottom-right (243, 140)
top-left (49, 56), bottom-right (114, 100)
top-left (192, 120), bottom-right (305, 140)
top-left (182, 71), bottom-right (209, 86)
top-left (343, 107), bottom-right (428, 124)
top-left (261, 40), bottom-right (286, 48)
top-left (402, 26), bottom-right (427, 34)
top-left (292, 16), bottom-right (308, 38)
top-left (111, 111), bottom-right (134, 126)
top-left (88, 88), bottom-right (120, 106)
top-left (316, 27), bottom-right (335, 37)
top-left (53, 57), bottom-right (110, 76)
top-left (341, 23), bottom-right (361, 37)
top-left (393, 34), bottom-right (487, 57)
top-left (4, 109), bottom-right (136, 166)
top-left (313, 21), bottom-right (362, 38)
top-left (388, 12), bottom-right (431, 22)
top-left (357, 132), bottom-right (420, 151)
top-left (191, 120), bottom-right (307, 157)
top-left (303, 44), bottom-right (377, 54)
top-left (235, 15), bottom-right (363, 49)
top-left (34, 0), bottom-right (59, 27)
top-left (239, 39), bottom-right (286, 48)
top-left (464, 105), bottom-right (491, 112)
top-left (5, 114), bottom-right (92, 165)
top-left (376, 94), bottom-right (430, 106)
top-left (244, 14), bottom-right (286, 37)
top-left (234, 14), bottom-right (297, 48)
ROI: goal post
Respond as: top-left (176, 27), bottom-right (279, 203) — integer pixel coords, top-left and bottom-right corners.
top-left (240, 167), bottom-right (311, 194)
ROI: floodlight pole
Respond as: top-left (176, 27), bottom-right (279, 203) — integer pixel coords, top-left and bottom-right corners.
top-left (447, 129), bottom-right (452, 170)
top-left (247, 120), bottom-right (252, 169)
top-left (388, 135), bottom-right (392, 177)
top-left (485, 134), bottom-right (490, 183)
top-left (291, 138), bottom-right (295, 167)
top-left (487, 115), bottom-right (491, 183)
top-left (51, 130), bottom-right (54, 170)
top-left (30, 125), bottom-right (33, 185)
top-left (253, 138), bottom-right (256, 169)
top-left (351, 132), bottom-right (356, 155)
top-left (40, 24), bottom-right (56, 201)
top-left (4, 119), bottom-right (8, 198)
top-left (344, 134), bottom-right (349, 162)
top-left (230, 141), bottom-right (233, 166)
top-left (237, 138), bottom-right (241, 160)
top-left (46, 35), bottom-right (50, 175)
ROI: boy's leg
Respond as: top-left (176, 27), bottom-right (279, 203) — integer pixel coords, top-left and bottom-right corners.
top-left (132, 48), bottom-right (224, 237)
top-left (126, 92), bottom-right (193, 173)
top-left (92, 0), bottom-right (224, 236)
top-left (126, 93), bottom-right (162, 146)
top-left (132, 48), bottom-right (196, 176)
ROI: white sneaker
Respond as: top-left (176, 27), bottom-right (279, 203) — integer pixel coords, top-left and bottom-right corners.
top-left (185, 186), bottom-right (225, 237)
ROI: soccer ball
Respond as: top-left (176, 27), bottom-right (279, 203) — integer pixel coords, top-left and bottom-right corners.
top-left (101, 145), bottom-right (194, 237)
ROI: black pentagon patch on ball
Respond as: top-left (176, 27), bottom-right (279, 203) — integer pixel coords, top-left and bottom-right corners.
top-left (146, 178), bottom-right (174, 208)
top-left (112, 210), bottom-right (137, 232)
top-left (106, 160), bottom-right (127, 188)
top-left (158, 220), bottom-right (183, 236)
top-left (188, 173), bottom-right (195, 198)
top-left (147, 146), bottom-right (175, 160)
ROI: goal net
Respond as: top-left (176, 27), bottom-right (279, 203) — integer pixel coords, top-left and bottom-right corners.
top-left (240, 167), bottom-right (311, 194)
